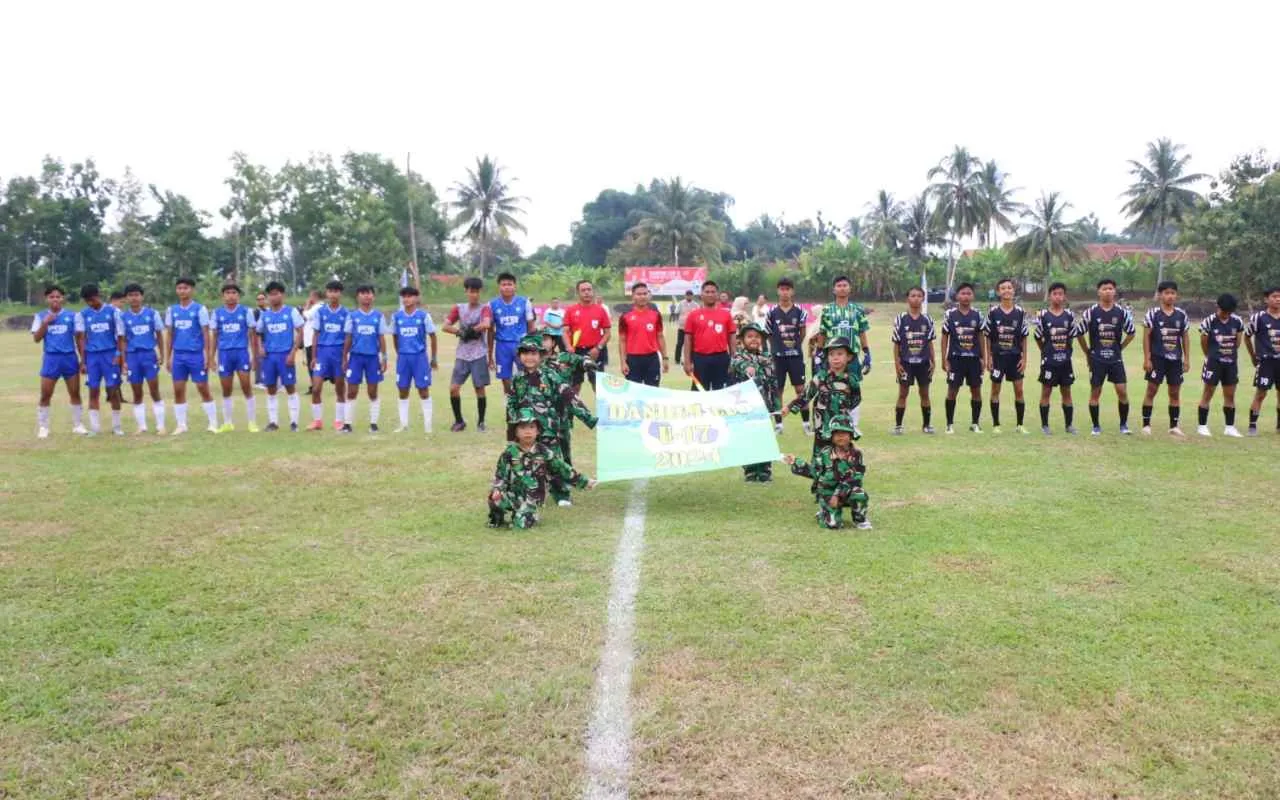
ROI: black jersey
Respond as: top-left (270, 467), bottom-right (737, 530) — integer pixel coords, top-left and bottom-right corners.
top-left (891, 312), bottom-right (935, 365)
top-left (1144, 306), bottom-right (1190, 362)
top-left (942, 307), bottom-right (986, 359)
top-left (1074, 303), bottom-right (1135, 364)
top-left (1034, 308), bottom-right (1076, 364)
top-left (1245, 310), bottom-right (1280, 361)
top-left (985, 304), bottom-right (1030, 356)
top-left (766, 304), bottom-right (808, 358)
top-left (1199, 313), bottom-right (1244, 364)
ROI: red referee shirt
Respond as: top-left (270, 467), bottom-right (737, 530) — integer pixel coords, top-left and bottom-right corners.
top-left (619, 306), bottom-right (663, 355)
top-left (564, 303), bottom-right (611, 348)
top-left (684, 307), bottom-right (736, 355)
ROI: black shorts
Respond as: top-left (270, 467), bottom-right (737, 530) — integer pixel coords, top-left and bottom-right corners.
top-left (774, 355), bottom-right (806, 387)
top-left (625, 353), bottom-right (661, 387)
top-left (946, 358), bottom-right (983, 389)
top-left (572, 346), bottom-right (607, 384)
top-left (1146, 358), bottom-right (1185, 386)
top-left (691, 351), bottom-right (731, 391)
top-left (1201, 360), bottom-right (1239, 387)
top-left (898, 361), bottom-right (932, 386)
top-left (1255, 360), bottom-right (1280, 391)
top-left (1038, 360), bottom-right (1075, 387)
top-left (990, 353), bottom-right (1024, 383)
top-left (1089, 359), bottom-right (1127, 387)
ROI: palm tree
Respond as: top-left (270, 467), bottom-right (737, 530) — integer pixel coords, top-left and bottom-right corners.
top-left (1120, 138), bottom-right (1207, 292)
top-left (928, 146), bottom-right (989, 298)
top-left (625, 177), bottom-right (726, 266)
top-left (900, 194), bottom-right (948, 267)
top-left (862, 189), bottom-right (905, 252)
top-left (1008, 192), bottom-right (1089, 300)
top-left (976, 161), bottom-right (1023, 248)
top-left (450, 155), bottom-right (526, 277)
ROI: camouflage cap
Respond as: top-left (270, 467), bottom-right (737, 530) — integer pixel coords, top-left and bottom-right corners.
top-left (739, 322), bottom-right (767, 338)
top-left (513, 408), bottom-right (542, 427)
top-left (517, 335), bottom-right (544, 353)
top-left (825, 414), bottom-right (855, 436)
top-left (824, 336), bottom-right (854, 354)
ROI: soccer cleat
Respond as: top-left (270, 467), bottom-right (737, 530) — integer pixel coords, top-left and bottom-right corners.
top-left (370, 423), bottom-right (379, 433)
top-left (891, 426), bottom-right (904, 436)
top-left (206, 425), bottom-right (220, 434)
top-left (945, 424), bottom-right (955, 434)
top-left (1042, 425), bottom-right (1052, 435)
top-left (290, 422), bottom-right (298, 432)
top-left (773, 422), bottom-right (784, 434)
top-left (991, 425), bottom-right (1002, 434)
top-left (170, 425), bottom-right (188, 436)
top-left (1169, 427), bottom-right (1185, 437)
top-left (802, 421), bottom-right (813, 436)
top-left (1119, 425), bottom-right (1132, 435)
top-left (247, 421), bottom-right (260, 433)
top-left (922, 425), bottom-right (936, 434)
top-left (856, 519), bottom-right (873, 530)
top-left (265, 422), bottom-right (279, 431)
top-left (1141, 425), bottom-right (1152, 435)
top-left (1197, 425), bottom-right (1212, 437)
top-left (394, 425), bottom-right (409, 433)
top-left (332, 419), bottom-right (343, 432)
top-left (307, 420), bottom-right (324, 431)
top-left (1066, 425), bottom-right (1079, 435)
top-left (476, 422), bottom-right (487, 432)
top-left (451, 421), bottom-right (466, 432)
top-left (113, 428), bottom-right (125, 437)
top-left (969, 424), bottom-right (983, 434)
top-left (341, 423), bottom-right (353, 433)
top-left (37, 427), bottom-right (50, 439)
top-left (1016, 425), bottom-right (1029, 435)
top-left (1246, 426), bottom-right (1258, 437)
top-left (1091, 426), bottom-right (1102, 436)
top-left (1223, 426), bottom-right (1243, 438)
top-left (557, 499), bottom-right (572, 508)
top-left (218, 422), bottom-right (235, 433)
top-left (72, 424), bottom-right (89, 435)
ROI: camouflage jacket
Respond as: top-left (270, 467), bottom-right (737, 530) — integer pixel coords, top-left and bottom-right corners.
top-left (491, 442), bottom-right (588, 503)
top-left (506, 364), bottom-right (596, 435)
top-left (787, 367), bottom-right (862, 420)
top-left (729, 349), bottom-right (781, 413)
top-left (790, 445), bottom-right (866, 494)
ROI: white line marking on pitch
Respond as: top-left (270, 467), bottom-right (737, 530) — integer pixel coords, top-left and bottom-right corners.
top-left (584, 479), bottom-right (649, 800)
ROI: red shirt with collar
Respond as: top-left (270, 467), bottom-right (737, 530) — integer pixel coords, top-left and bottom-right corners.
top-left (564, 302), bottom-right (611, 348)
top-left (619, 306), bottom-right (663, 355)
top-left (684, 306), bottom-right (736, 355)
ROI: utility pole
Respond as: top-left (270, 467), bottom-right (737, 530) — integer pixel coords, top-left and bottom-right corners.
top-left (406, 152), bottom-right (420, 289)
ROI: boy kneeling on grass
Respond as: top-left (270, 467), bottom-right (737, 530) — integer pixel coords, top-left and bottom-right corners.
top-left (488, 408), bottom-right (596, 529)
top-left (782, 414), bottom-right (871, 530)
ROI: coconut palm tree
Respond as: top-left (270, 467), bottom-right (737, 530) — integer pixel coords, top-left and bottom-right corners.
top-left (977, 161), bottom-right (1023, 248)
top-left (927, 146), bottom-right (989, 297)
top-left (900, 194), bottom-right (948, 267)
top-left (862, 189), bottom-right (905, 252)
top-left (1120, 138), bottom-right (1207, 292)
top-left (450, 155), bottom-right (527, 277)
top-left (1008, 192), bottom-right (1089, 300)
top-left (625, 177), bottom-right (726, 266)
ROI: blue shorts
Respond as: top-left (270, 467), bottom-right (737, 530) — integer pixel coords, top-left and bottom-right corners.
top-left (126, 351), bottom-right (159, 383)
top-left (494, 339), bottom-right (520, 380)
top-left (217, 348), bottom-right (253, 377)
top-left (315, 345), bottom-right (344, 381)
top-left (396, 352), bottom-right (432, 390)
top-left (261, 352), bottom-right (297, 387)
top-left (345, 352), bottom-right (383, 385)
top-left (85, 351), bottom-right (122, 389)
top-left (40, 352), bottom-right (80, 380)
top-left (172, 351), bottom-right (209, 383)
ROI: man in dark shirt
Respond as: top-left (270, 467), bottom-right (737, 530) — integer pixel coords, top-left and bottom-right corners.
top-left (1195, 293), bottom-right (1245, 437)
top-left (985, 277), bottom-right (1031, 433)
top-left (1034, 282), bottom-right (1078, 434)
top-left (766, 277), bottom-right (810, 432)
top-left (1140, 280), bottom-right (1191, 436)
top-left (1075, 278), bottom-right (1136, 435)
top-left (940, 282), bottom-right (987, 434)
top-left (891, 286), bottom-right (936, 434)
top-left (1244, 285), bottom-right (1280, 435)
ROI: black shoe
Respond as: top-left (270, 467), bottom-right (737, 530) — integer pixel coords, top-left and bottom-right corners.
top-left (477, 422), bottom-right (487, 432)
top-left (341, 423), bottom-right (353, 433)
top-left (289, 422), bottom-right (298, 432)
top-left (450, 421), bottom-right (466, 432)
top-left (265, 422), bottom-right (279, 431)
top-left (370, 423), bottom-right (379, 433)
top-left (757, 474), bottom-right (773, 483)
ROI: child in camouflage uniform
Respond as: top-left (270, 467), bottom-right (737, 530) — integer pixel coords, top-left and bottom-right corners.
top-left (730, 323), bottom-right (783, 482)
top-left (782, 415), bottom-right (870, 530)
top-left (788, 337), bottom-right (863, 459)
top-left (489, 408), bottom-right (595, 529)
top-left (540, 332), bottom-right (598, 469)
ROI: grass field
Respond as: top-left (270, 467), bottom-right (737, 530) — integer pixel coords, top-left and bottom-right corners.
top-left (2, 308), bottom-right (1279, 799)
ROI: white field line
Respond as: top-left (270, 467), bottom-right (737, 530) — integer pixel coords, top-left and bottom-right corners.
top-left (583, 479), bottom-right (649, 800)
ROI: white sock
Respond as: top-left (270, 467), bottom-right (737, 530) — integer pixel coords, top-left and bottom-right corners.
top-left (287, 393), bottom-right (300, 425)
top-left (89, 409), bottom-right (101, 433)
top-left (133, 403), bottom-right (147, 430)
top-left (312, 402), bottom-right (322, 422)
top-left (222, 396), bottom-right (234, 423)
top-left (345, 400), bottom-right (356, 425)
top-left (398, 398), bottom-right (410, 428)
top-left (111, 410), bottom-right (122, 431)
top-left (421, 397), bottom-right (433, 432)
top-left (267, 394), bottom-right (279, 425)
top-left (369, 398), bottom-right (381, 425)
top-left (153, 401), bottom-right (166, 430)
top-left (335, 401), bottom-right (346, 424)
top-left (71, 404), bottom-right (83, 428)
top-left (245, 395), bottom-right (256, 424)
top-left (175, 403), bottom-right (188, 427)
top-left (202, 401), bottom-right (217, 427)
top-left (852, 406), bottom-right (862, 429)
top-left (38, 405), bottom-right (50, 429)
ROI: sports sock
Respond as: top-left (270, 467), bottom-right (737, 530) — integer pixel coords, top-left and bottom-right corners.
top-left (1224, 406), bottom-right (1235, 426)
top-left (202, 401), bottom-right (217, 427)
top-left (421, 398), bottom-right (433, 432)
top-left (1142, 404), bottom-right (1153, 426)
top-left (800, 407), bottom-right (810, 423)
top-left (1089, 403), bottom-right (1100, 427)
top-left (1119, 402), bottom-right (1130, 426)
top-left (267, 395), bottom-right (279, 425)
top-left (398, 398), bottom-right (410, 428)
top-left (1064, 405), bottom-right (1074, 428)
top-left (346, 399), bottom-right (357, 425)
top-left (111, 410), bottom-right (122, 432)
top-left (369, 397), bottom-right (381, 425)
top-left (71, 404), bottom-right (83, 428)
top-left (174, 403), bottom-right (188, 428)
top-left (477, 396), bottom-right (487, 424)
top-left (89, 409), bottom-right (101, 433)
top-left (451, 395), bottom-right (463, 423)
top-left (894, 406), bottom-right (905, 427)
top-left (851, 406), bottom-right (862, 429)
top-left (335, 401), bottom-right (346, 423)
top-left (970, 399), bottom-right (981, 425)
top-left (921, 406), bottom-right (931, 428)
top-left (153, 401), bottom-right (166, 430)
top-left (312, 402), bottom-right (322, 422)
top-left (287, 394), bottom-right (300, 425)
top-left (1249, 409), bottom-right (1260, 428)
top-left (222, 397), bottom-right (234, 422)
top-left (1169, 406), bottom-right (1180, 429)
top-left (1015, 401), bottom-right (1025, 426)
top-left (133, 403), bottom-right (147, 430)
top-left (990, 402), bottom-right (1000, 426)
top-left (945, 398), bottom-right (956, 425)
top-left (37, 405), bottom-right (50, 429)
top-left (1039, 404), bottom-right (1050, 427)
top-left (245, 396), bottom-right (257, 425)
top-left (1198, 406), bottom-right (1209, 426)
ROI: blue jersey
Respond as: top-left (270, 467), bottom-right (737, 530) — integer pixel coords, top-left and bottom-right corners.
top-left (489, 295), bottom-right (533, 342)
top-left (310, 304), bottom-right (349, 348)
top-left (210, 305), bottom-right (255, 351)
top-left (79, 304), bottom-right (123, 353)
top-left (165, 302), bottom-right (210, 352)
top-left (393, 309), bottom-right (435, 356)
top-left (344, 309), bottom-right (388, 356)
top-left (31, 309), bottom-right (83, 354)
top-left (255, 306), bottom-right (305, 353)
top-left (121, 307), bottom-right (163, 352)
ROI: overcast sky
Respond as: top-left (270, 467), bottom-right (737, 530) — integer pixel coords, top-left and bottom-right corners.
top-left (6, 0), bottom-right (1277, 253)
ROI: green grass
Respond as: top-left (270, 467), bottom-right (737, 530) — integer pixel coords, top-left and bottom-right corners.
top-left (2, 310), bottom-right (1279, 798)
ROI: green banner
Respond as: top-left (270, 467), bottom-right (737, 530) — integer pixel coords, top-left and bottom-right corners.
top-left (594, 374), bottom-right (782, 482)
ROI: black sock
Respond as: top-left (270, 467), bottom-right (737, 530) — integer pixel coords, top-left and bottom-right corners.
top-left (1039, 404), bottom-right (1050, 427)
top-left (1015, 401), bottom-right (1026, 426)
top-left (1064, 405), bottom-right (1074, 428)
top-left (1250, 409), bottom-right (1260, 428)
top-left (895, 406), bottom-right (905, 427)
top-left (477, 396), bottom-right (487, 424)
top-left (1089, 404), bottom-right (1101, 427)
top-left (990, 402), bottom-right (1001, 426)
top-left (970, 399), bottom-right (982, 425)
top-left (1169, 406), bottom-right (1180, 429)
top-left (800, 407), bottom-right (810, 423)
top-left (1224, 406), bottom-right (1235, 426)
top-left (1198, 406), bottom-right (1209, 426)
top-left (450, 395), bottom-right (463, 423)
top-left (1119, 402), bottom-right (1130, 425)
top-left (945, 398), bottom-right (956, 425)
top-left (922, 406), bottom-right (931, 428)
top-left (1142, 404), bottom-right (1153, 426)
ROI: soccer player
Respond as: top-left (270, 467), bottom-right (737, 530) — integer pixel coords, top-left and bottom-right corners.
top-left (254, 291), bottom-right (269, 387)
top-left (253, 281), bottom-right (304, 431)
top-left (76, 283), bottom-right (126, 436)
top-left (818, 275), bottom-right (872, 436)
top-left (1196, 293), bottom-right (1245, 437)
top-left (109, 290), bottom-right (126, 311)
top-left (890, 286), bottom-right (936, 434)
top-left (392, 286), bottom-right (438, 433)
top-left (940, 282), bottom-right (987, 433)
top-left (1244, 285), bottom-right (1280, 436)
top-left (563, 280), bottom-right (611, 393)
top-left (618, 282), bottom-right (666, 387)
top-left (209, 282), bottom-right (258, 432)
top-left (682, 280), bottom-right (736, 390)
top-left (302, 289), bottom-right (321, 379)
top-left (1140, 280), bottom-right (1191, 436)
top-left (985, 278), bottom-right (1031, 434)
top-left (307, 280), bottom-right (349, 431)
top-left (766, 277), bottom-right (811, 432)
top-left (488, 272), bottom-right (535, 395)
top-left (165, 276), bottom-right (218, 435)
top-left (342, 285), bottom-right (389, 433)
top-left (1075, 278), bottom-right (1137, 435)
top-left (120, 283), bottom-right (166, 434)
top-left (31, 285), bottom-right (86, 438)
top-left (443, 276), bottom-right (493, 432)
top-left (1034, 282), bottom-right (1078, 435)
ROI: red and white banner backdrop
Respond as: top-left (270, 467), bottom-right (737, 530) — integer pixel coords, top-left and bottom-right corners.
top-left (623, 267), bottom-right (707, 296)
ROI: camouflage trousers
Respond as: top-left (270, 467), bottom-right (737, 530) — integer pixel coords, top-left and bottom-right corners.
top-left (743, 462), bottom-right (773, 481)
top-left (488, 493), bottom-right (541, 530)
top-left (815, 486), bottom-right (869, 529)
top-left (541, 436), bottom-right (572, 504)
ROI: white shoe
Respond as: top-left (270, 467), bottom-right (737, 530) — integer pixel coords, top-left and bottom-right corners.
top-left (171, 425), bottom-right (188, 436)
top-left (206, 425), bottom-right (220, 434)
top-left (1141, 425), bottom-right (1152, 435)
top-left (394, 425), bottom-right (409, 433)
top-left (856, 519), bottom-right (873, 530)
top-left (773, 422), bottom-right (784, 434)
top-left (802, 422), bottom-right (813, 436)
top-left (113, 428), bottom-right (125, 436)
top-left (969, 424), bottom-right (983, 434)
top-left (1223, 426), bottom-right (1244, 438)
top-left (72, 424), bottom-right (89, 435)
top-left (1169, 427), bottom-right (1186, 438)
top-left (557, 499), bottom-right (572, 508)
top-left (37, 427), bottom-right (50, 439)
top-left (1196, 425), bottom-right (1212, 437)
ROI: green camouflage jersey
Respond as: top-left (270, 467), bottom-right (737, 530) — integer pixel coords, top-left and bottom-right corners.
top-left (787, 367), bottom-right (862, 452)
top-left (488, 442), bottom-right (589, 529)
top-left (819, 302), bottom-right (870, 353)
top-left (729, 349), bottom-right (782, 414)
